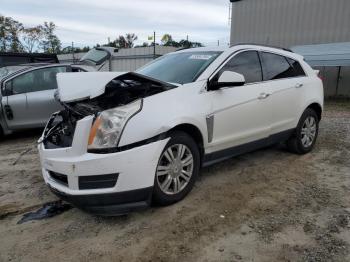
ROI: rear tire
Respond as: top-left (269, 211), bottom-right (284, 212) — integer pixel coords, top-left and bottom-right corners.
top-left (152, 131), bottom-right (200, 206)
top-left (287, 108), bottom-right (319, 154)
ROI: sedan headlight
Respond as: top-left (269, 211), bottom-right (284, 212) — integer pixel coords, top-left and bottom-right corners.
top-left (88, 100), bottom-right (142, 150)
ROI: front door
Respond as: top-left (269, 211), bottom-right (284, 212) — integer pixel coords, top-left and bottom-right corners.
top-left (2, 72), bottom-right (31, 129)
top-left (25, 66), bottom-right (66, 127)
top-left (206, 50), bottom-right (271, 153)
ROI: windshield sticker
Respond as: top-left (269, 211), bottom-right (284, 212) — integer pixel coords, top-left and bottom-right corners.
top-left (189, 54), bottom-right (213, 60)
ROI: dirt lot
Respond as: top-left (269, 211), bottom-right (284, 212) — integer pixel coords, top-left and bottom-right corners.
top-left (0, 102), bottom-right (349, 262)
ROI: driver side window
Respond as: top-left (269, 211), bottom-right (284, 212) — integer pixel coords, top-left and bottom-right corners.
top-left (8, 71), bottom-right (35, 95)
top-left (218, 51), bottom-right (263, 84)
top-left (5, 67), bottom-right (67, 95)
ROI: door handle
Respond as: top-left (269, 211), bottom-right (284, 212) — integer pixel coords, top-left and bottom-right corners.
top-left (295, 83), bottom-right (304, 88)
top-left (4, 105), bottom-right (13, 120)
top-left (258, 93), bottom-right (270, 100)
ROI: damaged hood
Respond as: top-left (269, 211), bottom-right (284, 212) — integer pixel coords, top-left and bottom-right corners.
top-left (57, 72), bottom-right (126, 102)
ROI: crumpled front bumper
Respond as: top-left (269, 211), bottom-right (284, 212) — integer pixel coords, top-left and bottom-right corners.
top-left (38, 115), bottom-right (169, 215)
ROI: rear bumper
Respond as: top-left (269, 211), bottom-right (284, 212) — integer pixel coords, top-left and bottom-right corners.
top-left (49, 185), bottom-right (153, 215)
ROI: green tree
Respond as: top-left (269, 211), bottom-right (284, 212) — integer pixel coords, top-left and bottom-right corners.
top-left (125, 33), bottom-right (137, 48)
top-left (40, 22), bottom-right (61, 53)
top-left (0, 15), bottom-right (23, 52)
top-left (0, 15), bottom-right (8, 51)
top-left (161, 34), bottom-right (173, 45)
top-left (179, 39), bottom-right (203, 48)
top-left (108, 33), bottom-right (138, 48)
top-left (22, 26), bottom-right (43, 53)
top-left (159, 34), bottom-right (203, 48)
top-left (116, 35), bottom-right (127, 48)
top-left (60, 45), bottom-right (90, 54)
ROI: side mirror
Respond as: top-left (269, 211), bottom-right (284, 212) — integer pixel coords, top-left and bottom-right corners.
top-left (208, 71), bottom-right (245, 91)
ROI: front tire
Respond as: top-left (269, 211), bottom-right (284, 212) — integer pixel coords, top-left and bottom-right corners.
top-left (287, 108), bottom-right (319, 154)
top-left (152, 131), bottom-right (200, 206)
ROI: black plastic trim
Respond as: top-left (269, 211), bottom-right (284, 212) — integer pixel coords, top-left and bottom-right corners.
top-left (203, 129), bottom-right (294, 167)
top-left (48, 171), bottom-right (68, 187)
top-left (79, 173), bottom-right (119, 190)
top-left (48, 185), bottom-right (153, 216)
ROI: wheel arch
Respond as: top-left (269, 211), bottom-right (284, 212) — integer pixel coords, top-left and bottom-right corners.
top-left (306, 102), bottom-right (322, 121)
top-left (167, 123), bottom-right (205, 162)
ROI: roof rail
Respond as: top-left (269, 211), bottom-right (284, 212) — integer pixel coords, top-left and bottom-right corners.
top-left (231, 43), bottom-right (294, 53)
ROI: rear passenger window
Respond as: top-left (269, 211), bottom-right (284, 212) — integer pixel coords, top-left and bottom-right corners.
top-left (219, 51), bottom-right (262, 84)
top-left (286, 58), bottom-right (306, 77)
top-left (261, 52), bottom-right (297, 81)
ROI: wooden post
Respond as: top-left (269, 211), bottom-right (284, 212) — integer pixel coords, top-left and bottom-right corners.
top-left (335, 66), bottom-right (341, 96)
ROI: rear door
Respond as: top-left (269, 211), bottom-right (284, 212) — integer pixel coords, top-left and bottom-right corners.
top-left (25, 66), bottom-right (67, 127)
top-left (260, 52), bottom-right (306, 134)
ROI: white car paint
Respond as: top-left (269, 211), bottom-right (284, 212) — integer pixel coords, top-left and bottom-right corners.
top-left (38, 45), bottom-right (323, 213)
top-left (57, 72), bottom-right (126, 102)
top-left (39, 115), bottom-right (169, 194)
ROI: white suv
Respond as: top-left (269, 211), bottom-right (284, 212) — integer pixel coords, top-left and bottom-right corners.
top-left (38, 45), bottom-right (323, 215)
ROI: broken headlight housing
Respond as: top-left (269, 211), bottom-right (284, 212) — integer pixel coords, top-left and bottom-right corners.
top-left (88, 100), bottom-right (142, 150)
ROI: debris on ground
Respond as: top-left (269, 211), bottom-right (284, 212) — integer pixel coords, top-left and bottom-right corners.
top-left (17, 201), bottom-right (72, 224)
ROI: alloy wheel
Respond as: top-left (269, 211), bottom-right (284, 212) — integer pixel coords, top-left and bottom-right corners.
top-left (156, 144), bottom-right (194, 195)
top-left (301, 116), bottom-right (317, 147)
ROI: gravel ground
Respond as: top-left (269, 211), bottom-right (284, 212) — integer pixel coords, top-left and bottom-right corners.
top-left (0, 102), bottom-right (349, 262)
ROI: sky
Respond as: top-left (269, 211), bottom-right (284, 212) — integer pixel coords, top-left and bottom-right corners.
top-left (2, 0), bottom-right (232, 49)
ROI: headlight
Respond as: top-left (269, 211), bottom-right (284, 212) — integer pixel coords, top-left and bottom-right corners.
top-left (88, 100), bottom-right (142, 150)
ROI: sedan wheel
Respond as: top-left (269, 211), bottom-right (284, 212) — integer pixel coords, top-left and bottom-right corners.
top-left (300, 116), bottom-right (317, 147)
top-left (152, 131), bottom-right (200, 205)
top-left (287, 108), bottom-right (319, 154)
top-left (156, 144), bottom-right (194, 195)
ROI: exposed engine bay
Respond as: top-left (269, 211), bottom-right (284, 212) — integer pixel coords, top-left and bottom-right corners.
top-left (42, 72), bottom-right (176, 148)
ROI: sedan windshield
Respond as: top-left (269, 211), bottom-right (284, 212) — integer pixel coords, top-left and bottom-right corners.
top-left (136, 51), bottom-right (222, 84)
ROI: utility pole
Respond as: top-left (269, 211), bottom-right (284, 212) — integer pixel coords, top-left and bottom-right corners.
top-left (153, 31), bottom-right (156, 59)
top-left (72, 42), bottom-right (75, 63)
top-left (218, 40), bottom-right (220, 46)
top-left (228, 2), bottom-right (232, 26)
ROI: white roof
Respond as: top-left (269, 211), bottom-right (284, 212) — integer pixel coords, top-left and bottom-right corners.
top-left (175, 44), bottom-right (303, 60)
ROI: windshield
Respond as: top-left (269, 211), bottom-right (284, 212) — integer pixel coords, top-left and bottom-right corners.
top-left (80, 49), bottom-right (110, 65)
top-left (136, 51), bottom-right (222, 84)
top-left (0, 66), bottom-right (29, 81)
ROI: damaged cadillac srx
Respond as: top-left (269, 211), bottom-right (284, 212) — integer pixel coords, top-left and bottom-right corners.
top-left (38, 45), bottom-right (324, 215)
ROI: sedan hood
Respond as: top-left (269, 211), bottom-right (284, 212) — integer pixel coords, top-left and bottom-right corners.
top-left (57, 72), bottom-right (126, 102)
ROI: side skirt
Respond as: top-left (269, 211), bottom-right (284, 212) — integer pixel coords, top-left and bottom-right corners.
top-left (202, 129), bottom-right (295, 167)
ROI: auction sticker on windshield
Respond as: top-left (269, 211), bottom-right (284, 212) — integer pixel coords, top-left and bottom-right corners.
top-left (189, 54), bottom-right (213, 60)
